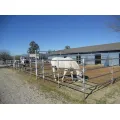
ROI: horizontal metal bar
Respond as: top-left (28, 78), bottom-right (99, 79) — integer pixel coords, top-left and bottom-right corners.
top-left (113, 64), bottom-right (120, 66)
top-left (89, 72), bottom-right (111, 80)
top-left (86, 66), bottom-right (111, 71)
top-left (114, 70), bottom-right (120, 74)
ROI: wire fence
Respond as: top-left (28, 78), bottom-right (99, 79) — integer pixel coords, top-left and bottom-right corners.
top-left (0, 51), bottom-right (120, 100)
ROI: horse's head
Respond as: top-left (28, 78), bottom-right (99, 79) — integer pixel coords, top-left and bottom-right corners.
top-left (76, 70), bottom-right (83, 81)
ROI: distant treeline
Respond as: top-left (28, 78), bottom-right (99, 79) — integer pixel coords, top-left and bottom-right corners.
top-left (0, 50), bottom-right (13, 62)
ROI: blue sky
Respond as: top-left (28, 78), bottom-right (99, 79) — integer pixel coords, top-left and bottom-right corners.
top-left (0, 15), bottom-right (119, 55)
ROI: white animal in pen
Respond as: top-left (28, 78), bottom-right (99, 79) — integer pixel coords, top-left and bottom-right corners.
top-left (51, 57), bottom-right (83, 82)
top-left (20, 57), bottom-right (29, 67)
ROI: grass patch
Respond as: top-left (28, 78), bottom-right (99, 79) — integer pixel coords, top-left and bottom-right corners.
top-left (95, 98), bottom-right (107, 104)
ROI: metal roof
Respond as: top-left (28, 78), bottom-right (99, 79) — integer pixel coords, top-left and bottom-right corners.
top-left (51, 42), bottom-right (120, 55)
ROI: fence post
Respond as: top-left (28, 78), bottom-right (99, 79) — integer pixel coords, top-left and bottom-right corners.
top-left (57, 60), bottom-right (60, 88)
top-left (82, 58), bottom-right (86, 100)
top-left (30, 59), bottom-right (32, 76)
top-left (13, 56), bottom-right (15, 69)
top-left (78, 53), bottom-right (79, 64)
top-left (18, 60), bottom-right (20, 72)
top-left (111, 58), bottom-right (114, 84)
top-left (18, 60), bottom-right (19, 69)
top-left (16, 60), bottom-right (17, 69)
top-left (42, 59), bottom-right (45, 81)
top-left (6, 60), bottom-right (8, 66)
top-left (35, 50), bottom-right (38, 80)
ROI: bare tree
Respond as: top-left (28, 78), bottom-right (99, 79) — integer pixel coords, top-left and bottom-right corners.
top-left (0, 50), bottom-right (12, 62)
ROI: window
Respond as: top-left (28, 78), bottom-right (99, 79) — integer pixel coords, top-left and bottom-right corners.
top-left (76, 55), bottom-right (81, 64)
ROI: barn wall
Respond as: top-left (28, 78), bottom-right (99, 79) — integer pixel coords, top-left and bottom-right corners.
top-left (48, 52), bottom-right (120, 66)
top-left (101, 53), bottom-right (109, 66)
top-left (108, 52), bottom-right (120, 66)
top-left (64, 53), bottom-right (95, 65)
top-left (66, 54), bottom-right (76, 60)
top-left (80, 54), bottom-right (95, 65)
top-left (48, 53), bottom-right (95, 65)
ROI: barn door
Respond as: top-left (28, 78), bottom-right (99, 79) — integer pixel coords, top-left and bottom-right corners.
top-left (95, 54), bottom-right (101, 65)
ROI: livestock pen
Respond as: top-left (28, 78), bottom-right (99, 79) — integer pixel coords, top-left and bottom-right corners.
top-left (6, 51), bottom-right (120, 100)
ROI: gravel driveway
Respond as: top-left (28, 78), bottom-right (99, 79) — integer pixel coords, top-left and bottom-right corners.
top-left (0, 68), bottom-right (69, 104)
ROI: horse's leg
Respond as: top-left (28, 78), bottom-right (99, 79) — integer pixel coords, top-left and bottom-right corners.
top-left (70, 71), bottom-right (74, 81)
top-left (62, 69), bottom-right (68, 82)
top-left (52, 67), bottom-right (57, 81)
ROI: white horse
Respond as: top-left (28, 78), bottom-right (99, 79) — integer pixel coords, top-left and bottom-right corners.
top-left (20, 57), bottom-right (29, 67)
top-left (51, 57), bottom-right (83, 82)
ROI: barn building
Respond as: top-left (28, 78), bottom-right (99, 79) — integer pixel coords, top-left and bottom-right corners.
top-left (48, 42), bottom-right (120, 66)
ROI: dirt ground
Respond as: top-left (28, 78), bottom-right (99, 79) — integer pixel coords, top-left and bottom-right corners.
top-left (0, 68), bottom-right (72, 104)
top-left (29, 63), bottom-right (120, 84)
